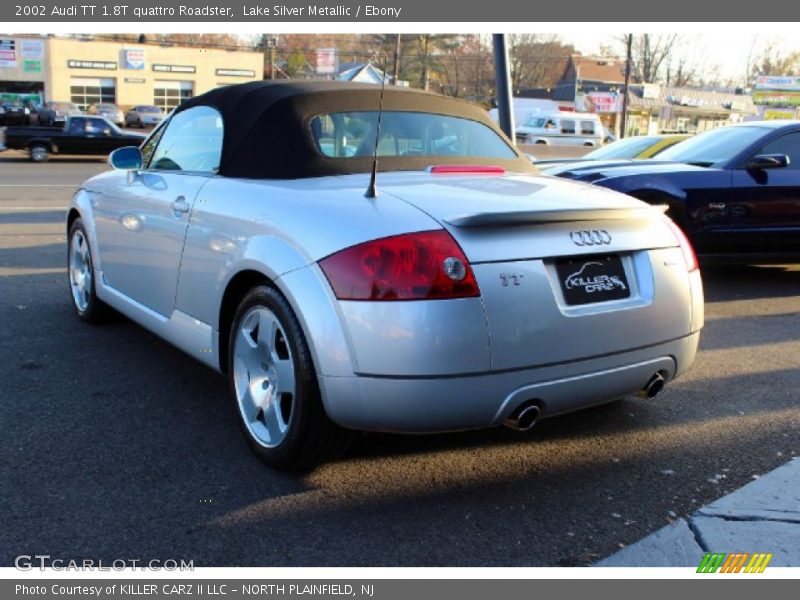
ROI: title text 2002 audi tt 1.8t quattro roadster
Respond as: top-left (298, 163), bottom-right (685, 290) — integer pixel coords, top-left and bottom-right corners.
top-left (67, 81), bottom-right (704, 469)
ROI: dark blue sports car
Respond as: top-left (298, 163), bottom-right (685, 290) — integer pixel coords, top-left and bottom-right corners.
top-left (552, 121), bottom-right (800, 262)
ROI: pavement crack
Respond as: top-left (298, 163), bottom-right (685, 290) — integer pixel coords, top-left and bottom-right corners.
top-left (686, 517), bottom-right (710, 552)
top-left (695, 510), bottom-right (800, 525)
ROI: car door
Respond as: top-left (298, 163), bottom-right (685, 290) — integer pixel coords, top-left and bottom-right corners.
top-left (61, 117), bottom-right (89, 153)
top-left (92, 106), bottom-right (224, 317)
top-left (728, 131), bottom-right (800, 252)
top-left (83, 117), bottom-right (117, 155)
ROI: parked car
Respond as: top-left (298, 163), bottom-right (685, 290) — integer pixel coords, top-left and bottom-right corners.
top-left (516, 111), bottom-right (605, 146)
top-left (536, 134), bottom-right (690, 171)
top-left (4, 115), bottom-right (146, 161)
top-left (37, 101), bottom-right (83, 126)
top-left (553, 121), bottom-right (800, 261)
top-left (88, 103), bottom-right (124, 126)
top-left (66, 81), bottom-right (702, 469)
top-left (124, 105), bottom-right (165, 128)
top-left (585, 134), bottom-right (690, 160)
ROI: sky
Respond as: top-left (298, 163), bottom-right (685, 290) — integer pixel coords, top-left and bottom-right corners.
top-left (561, 32), bottom-right (800, 84)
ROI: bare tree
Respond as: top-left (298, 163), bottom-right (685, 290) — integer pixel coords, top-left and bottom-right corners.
top-left (746, 39), bottom-right (800, 86)
top-left (508, 34), bottom-right (574, 91)
top-left (618, 34), bottom-right (680, 83)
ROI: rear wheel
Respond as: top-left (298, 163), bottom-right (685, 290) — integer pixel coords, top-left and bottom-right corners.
top-left (29, 144), bottom-right (49, 162)
top-left (67, 219), bottom-right (111, 323)
top-left (228, 285), bottom-right (353, 470)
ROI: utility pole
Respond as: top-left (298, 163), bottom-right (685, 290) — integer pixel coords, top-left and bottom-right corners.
top-left (492, 33), bottom-right (515, 140)
top-left (620, 33), bottom-right (633, 139)
top-left (264, 36), bottom-right (278, 80)
top-left (392, 34), bottom-right (401, 85)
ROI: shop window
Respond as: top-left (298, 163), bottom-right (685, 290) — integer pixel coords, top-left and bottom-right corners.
top-left (69, 82), bottom-right (116, 112)
top-left (154, 85), bottom-right (193, 111)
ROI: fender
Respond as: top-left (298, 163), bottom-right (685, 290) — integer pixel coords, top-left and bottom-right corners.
top-left (213, 238), bottom-right (356, 376)
top-left (68, 188), bottom-right (102, 268)
top-left (25, 138), bottom-right (55, 152)
top-left (603, 176), bottom-right (690, 230)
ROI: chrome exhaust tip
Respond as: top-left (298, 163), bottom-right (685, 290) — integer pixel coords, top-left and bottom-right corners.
top-left (504, 403), bottom-right (541, 432)
top-left (638, 372), bottom-right (666, 399)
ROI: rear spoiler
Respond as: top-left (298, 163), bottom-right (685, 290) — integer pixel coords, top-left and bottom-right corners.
top-left (444, 205), bottom-right (668, 228)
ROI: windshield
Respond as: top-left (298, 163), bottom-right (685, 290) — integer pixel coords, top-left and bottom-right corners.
top-left (139, 106), bottom-right (162, 113)
top-left (656, 126), bottom-right (769, 166)
top-left (311, 111), bottom-right (516, 159)
top-left (585, 136), bottom-right (659, 159)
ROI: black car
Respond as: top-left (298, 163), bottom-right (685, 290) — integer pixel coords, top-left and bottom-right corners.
top-left (553, 121), bottom-right (800, 262)
top-left (3, 116), bottom-right (146, 162)
top-left (0, 101), bottom-right (32, 126)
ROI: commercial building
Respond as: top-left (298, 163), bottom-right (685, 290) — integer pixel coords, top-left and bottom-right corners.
top-left (541, 55), bottom-right (756, 136)
top-left (0, 35), bottom-right (263, 111)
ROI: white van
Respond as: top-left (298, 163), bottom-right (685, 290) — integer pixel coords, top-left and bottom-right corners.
top-left (515, 111), bottom-right (605, 147)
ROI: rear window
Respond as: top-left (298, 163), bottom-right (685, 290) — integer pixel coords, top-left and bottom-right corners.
top-left (310, 111), bottom-right (516, 159)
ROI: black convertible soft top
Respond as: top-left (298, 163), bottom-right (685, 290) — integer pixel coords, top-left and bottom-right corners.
top-left (175, 80), bottom-right (534, 179)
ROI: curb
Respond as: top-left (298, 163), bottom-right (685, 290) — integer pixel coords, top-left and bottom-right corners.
top-left (597, 457), bottom-right (800, 567)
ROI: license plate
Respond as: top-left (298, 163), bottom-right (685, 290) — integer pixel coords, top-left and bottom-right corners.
top-left (555, 254), bottom-right (631, 306)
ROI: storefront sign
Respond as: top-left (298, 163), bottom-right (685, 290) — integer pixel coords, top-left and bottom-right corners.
top-left (763, 108), bottom-right (797, 120)
top-left (124, 77), bottom-right (146, 83)
top-left (753, 90), bottom-right (800, 106)
top-left (641, 84), bottom-right (660, 99)
top-left (586, 92), bottom-right (622, 113)
top-left (20, 39), bottom-right (43, 59)
top-left (152, 63), bottom-right (196, 73)
top-left (0, 39), bottom-right (16, 68)
top-left (68, 59), bottom-right (117, 70)
top-left (316, 47), bottom-right (338, 75)
top-left (215, 68), bottom-right (256, 77)
top-left (122, 48), bottom-right (146, 70)
top-left (23, 60), bottom-right (41, 72)
top-left (755, 75), bottom-right (800, 91)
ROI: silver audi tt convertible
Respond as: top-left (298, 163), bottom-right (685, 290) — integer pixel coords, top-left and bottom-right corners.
top-left (67, 81), bottom-right (704, 469)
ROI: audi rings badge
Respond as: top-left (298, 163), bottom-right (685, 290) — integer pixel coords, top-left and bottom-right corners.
top-left (570, 230), bottom-right (612, 246)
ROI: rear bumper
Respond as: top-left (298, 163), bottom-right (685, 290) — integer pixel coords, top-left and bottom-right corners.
top-left (320, 332), bottom-right (699, 433)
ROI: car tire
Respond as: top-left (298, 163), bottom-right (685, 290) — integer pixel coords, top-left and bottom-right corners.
top-left (67, 219), bottom-right (111, 323)
top-left (29, 144), bottom-right (49, 162)
top-left (227, 285), bottom-right (354, 470)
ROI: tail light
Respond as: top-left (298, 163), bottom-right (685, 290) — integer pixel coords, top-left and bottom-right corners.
top-left (664, 216), bottom-right (699, 272)
top-left (319, 230), bottom-right (480, 301)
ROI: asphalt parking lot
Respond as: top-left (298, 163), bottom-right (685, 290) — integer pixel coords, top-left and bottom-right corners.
top-left (1, 154), bottom-right (798, 567)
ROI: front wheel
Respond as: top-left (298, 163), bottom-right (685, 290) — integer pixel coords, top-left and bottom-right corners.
top-left (67, 219), bottom-right (111, 323)
top-left (228, 286), bottom-right (354, 470)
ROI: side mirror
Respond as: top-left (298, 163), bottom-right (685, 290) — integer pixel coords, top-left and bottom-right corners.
top-left (109, 146), bottom-right (142, 170)
top-left (745, 153), bottom-right (790, 170)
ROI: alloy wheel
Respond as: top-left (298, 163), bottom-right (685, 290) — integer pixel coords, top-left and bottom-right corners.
top-left (232, 306), bottom-right (297, 448)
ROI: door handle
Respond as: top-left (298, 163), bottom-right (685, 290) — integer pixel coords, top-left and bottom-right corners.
top-left (170, 196), bottom-right (190, 214)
